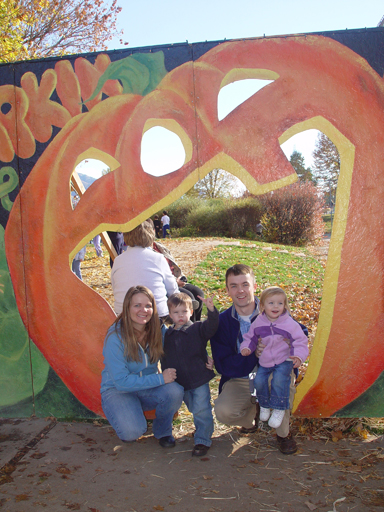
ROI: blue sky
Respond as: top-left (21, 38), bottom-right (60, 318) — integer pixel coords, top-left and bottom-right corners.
top-left (79, 1), bottom-right (383, 182)
top-left (109, 0), bottom-right (383, 50)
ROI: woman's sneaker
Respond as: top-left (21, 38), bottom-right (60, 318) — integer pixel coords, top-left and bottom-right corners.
top-left (259, 407), bottom-right (271, 422)
top-left (268, 409), bottom-right (285, 428)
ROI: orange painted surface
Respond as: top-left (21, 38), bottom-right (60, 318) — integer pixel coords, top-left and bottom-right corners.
top-left (4, 36), bottom-right (384, 416)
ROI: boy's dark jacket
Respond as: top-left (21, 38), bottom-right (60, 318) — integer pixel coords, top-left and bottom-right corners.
top-left (161, 308), bottom-right (219, 391)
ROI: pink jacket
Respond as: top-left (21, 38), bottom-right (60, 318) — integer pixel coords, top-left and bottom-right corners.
top-left (240, 311), bottom-right (308, 368)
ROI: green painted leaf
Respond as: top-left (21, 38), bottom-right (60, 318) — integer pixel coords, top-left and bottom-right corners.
top-left (84, 51), bottom-right (167, 102)
top-left (0, 225), bottom-right (49, 407)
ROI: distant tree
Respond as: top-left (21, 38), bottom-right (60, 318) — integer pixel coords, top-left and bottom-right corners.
top-left (289, 150), bottom-right (315, 183)
top-left (194, 168), bottom-right (243, 199)
top-left (312, 133), bottom-right (340, 200)
top-left (0, 0), bottom-right (124, 63)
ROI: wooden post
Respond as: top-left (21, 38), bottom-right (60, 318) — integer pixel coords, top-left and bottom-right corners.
top-left (70, 170), bottom-right (118, 261)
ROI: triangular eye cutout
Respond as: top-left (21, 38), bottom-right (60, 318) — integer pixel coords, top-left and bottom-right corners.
top-left (218, 79), bottom-right (274, 121)
top-left (141, 126), bottom-right (187, 177)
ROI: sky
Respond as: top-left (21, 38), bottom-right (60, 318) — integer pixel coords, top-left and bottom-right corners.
top-left (79, 0), bottom-right (383, 182)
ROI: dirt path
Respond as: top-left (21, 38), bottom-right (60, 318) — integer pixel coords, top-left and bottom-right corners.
top-left (1, 417), bottom-right (383, 512)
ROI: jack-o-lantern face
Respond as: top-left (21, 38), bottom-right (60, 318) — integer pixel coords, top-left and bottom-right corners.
top-left (5, 35), bottom-right (384, 417)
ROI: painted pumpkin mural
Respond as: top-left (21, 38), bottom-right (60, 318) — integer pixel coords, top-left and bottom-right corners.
top-left (1, 28), bottom-right (384, 418)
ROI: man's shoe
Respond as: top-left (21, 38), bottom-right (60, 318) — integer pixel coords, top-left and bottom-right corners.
top-left (159, 435), bottom-right (176, 448)
top-left (276, 432), bottom-right (297, 455)
top-left (239, 403), bottom-right (260, 434)
top-left (192, 444), bottom-right (210, 457)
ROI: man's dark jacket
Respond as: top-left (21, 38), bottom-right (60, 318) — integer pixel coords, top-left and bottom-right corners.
top-left (161, 308), bottom-right (219, 391)
top-left (211, 300), bottom-right (260, 393)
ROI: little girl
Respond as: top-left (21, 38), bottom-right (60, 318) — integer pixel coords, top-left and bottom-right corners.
top-left (240, 286), bottom-right (308, 429)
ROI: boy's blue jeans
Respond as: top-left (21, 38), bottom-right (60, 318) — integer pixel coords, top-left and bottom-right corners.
top-left (255, 360), bottom-right (293, 410)
top-left (183, 383), bottom-right (214, 447)
top-left (101, 382), bottom-right (184, 442)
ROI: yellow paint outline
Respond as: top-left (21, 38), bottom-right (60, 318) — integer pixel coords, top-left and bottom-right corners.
top-left (286, 117), bottom-right (355, 412)
top-left (220, 68), bottom-right (280, 88)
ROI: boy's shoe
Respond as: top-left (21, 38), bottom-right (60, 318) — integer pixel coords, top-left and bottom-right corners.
top-left (192, 444), bottom-right (210, 457)
top-left (276, 432), bottom-right (297, 455)
top-left (159, 435), bottom-right (176, 448)
top-left (259, 407), bottom-right (271, 422)
top-left (239, 403), bottom-right (260, 434)
top-left (268, 409), bottom-right (285, 429)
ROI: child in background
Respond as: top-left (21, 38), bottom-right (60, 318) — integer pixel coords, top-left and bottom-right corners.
top-left (161, 210), bottom-right (170, 238)
top-left (72, 246), bottom-right (87, 280)
top-left (161, 293), bottom-right (219, 457)
top-left (240, 286), bottom-right (308, 429)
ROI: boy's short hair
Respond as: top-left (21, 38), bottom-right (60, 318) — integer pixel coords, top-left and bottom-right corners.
top-left (167, 293), bottom-right (193, 311)
top-left (225, 264), bottom-right (255, 285)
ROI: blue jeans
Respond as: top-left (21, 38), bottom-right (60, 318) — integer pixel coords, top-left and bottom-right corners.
top-left (255, 361), bottom-right (293, 410)
top-left (183, 383), bottom-right (214, 447)
top-left (162, 224), bottom-right (170, 238)
top-left (72, 259), bottom-right (82, 280)
top-left (101, 382), bottom-right (184, 442)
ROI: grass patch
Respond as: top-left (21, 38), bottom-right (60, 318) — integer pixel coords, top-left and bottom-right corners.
top-left (190, 242), bottom-right (324, 331)
top-left (323, 214), bottom-right (333, 234)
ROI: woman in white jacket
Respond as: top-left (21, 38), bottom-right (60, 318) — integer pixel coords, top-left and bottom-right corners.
top-left (111, 221), bottom-right (178, 318)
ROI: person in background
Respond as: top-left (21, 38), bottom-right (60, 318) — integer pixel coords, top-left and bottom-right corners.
top-left (101, 286), bottom-right (183, 448)
top-left (153, 215), bottom-right (162, 238)
top-left (107, 231), bottom-right (125, 268)
top-left (111, 221), bottom-right (178, 319)
top-left (72, 245), bottom-right (86, 280)
top-left (92, 235), bottom-right (103, 257)
top-left (161, 210), bottom-right (170, 238)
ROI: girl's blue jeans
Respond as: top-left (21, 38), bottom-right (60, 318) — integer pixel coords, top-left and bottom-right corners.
top-left (101, 382), bottom-right (184, 442)
top-left (183, 383), bottom-right (214, 447)
top-left (255, 360), bottom-right (293, 410)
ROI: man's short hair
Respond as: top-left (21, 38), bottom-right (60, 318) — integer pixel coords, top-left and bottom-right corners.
top-left (225, 264), bottom-right (255, 286)
top-left (167, 293), bottom-right (193, 311)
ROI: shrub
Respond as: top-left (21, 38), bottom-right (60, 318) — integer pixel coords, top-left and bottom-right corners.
top-left (186, 199), bottom-right (229, 236)
top-left (225, 197), bottom-right (263, 238)
top-left (259, 182), bottom-right (325, 246)
top-left (158, 196), bottom-right (201, 229)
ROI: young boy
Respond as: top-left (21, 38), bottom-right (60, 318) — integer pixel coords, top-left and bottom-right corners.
top-left (161, 293), bottom-right (219, 457)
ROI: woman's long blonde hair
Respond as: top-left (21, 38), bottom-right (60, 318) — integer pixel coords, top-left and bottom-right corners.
top-left (112, 285), bottom-right (163, 363)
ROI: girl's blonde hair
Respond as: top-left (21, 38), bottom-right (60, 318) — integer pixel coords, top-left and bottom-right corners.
top-left (259, 286), bottom-right (290, 315)
top-left (112, 285), bottom-right (163, 363)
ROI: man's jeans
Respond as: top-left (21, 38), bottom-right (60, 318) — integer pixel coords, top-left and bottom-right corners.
top-left (101, 382), bottom-right (183, 442)
top-left (184, 383), bottom-right (214, 447)
top-left (255, 360), bottom-right (293, 410)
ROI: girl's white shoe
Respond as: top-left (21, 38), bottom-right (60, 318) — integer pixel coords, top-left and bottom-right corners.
top-left (259, 407), bottom-right (271, 422)
top-left (268, 409), bottom-right (285, 428)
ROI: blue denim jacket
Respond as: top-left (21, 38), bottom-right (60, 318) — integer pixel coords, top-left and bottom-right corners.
top-left (100, 323), bottom-right (164, 394)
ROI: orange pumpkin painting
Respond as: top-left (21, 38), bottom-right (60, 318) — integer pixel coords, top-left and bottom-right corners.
top-left (2, 30), bottom-right (384, 417)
